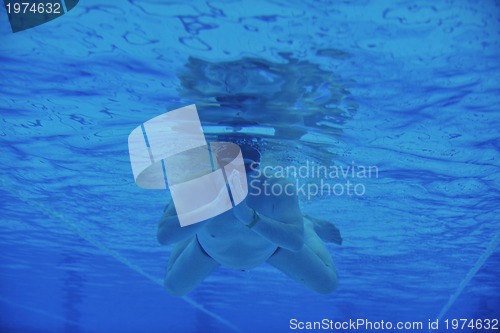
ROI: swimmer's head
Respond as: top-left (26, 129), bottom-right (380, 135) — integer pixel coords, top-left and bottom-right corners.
top-left (215, 134), bottom-right (261, 173)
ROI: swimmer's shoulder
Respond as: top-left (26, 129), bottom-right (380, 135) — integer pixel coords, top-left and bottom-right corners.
top-left (247, 172), bottom-right (301, 220)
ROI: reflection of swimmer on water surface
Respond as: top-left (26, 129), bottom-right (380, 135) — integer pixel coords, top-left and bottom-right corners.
top-left (179, 55), bottom-right (357, 142)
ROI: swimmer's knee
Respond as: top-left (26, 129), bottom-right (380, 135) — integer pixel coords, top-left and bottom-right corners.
top-left (314, 269), bottom-right (338, 294)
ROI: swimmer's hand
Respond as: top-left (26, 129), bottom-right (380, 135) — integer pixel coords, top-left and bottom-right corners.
top-left (305, 215), bottom-right (342, 245)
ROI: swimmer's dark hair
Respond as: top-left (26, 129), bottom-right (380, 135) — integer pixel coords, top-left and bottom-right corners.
top-left (215, 134), bottom-right (261, 172)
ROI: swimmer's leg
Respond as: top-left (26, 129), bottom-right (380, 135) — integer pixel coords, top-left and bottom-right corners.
top-left (267, 220), bottom-right (337, 294)
top-left (164, 237), bottom-right (219, 296)
top-left (166, 237), bottom-right (192, 272)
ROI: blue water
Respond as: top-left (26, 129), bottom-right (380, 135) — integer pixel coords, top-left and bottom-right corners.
top-left (1, 1), bottom-right (499, 332)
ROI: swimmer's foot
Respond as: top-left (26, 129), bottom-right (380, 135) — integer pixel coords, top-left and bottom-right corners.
top-left (305, 215), bottom-right (343, 245)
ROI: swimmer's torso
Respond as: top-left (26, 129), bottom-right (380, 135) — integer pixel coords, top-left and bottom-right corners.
top-left (197, 210), bottom-right (277, 270)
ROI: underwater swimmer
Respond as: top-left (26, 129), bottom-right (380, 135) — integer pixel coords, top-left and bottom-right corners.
top-left (157, 142), bottom-right (342, 296)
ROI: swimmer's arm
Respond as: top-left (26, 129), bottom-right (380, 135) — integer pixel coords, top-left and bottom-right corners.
top-left (234, 194), bottom-right (304, 252)
top-left (157, 187), bottom-right (230, 244)
top-left (251, 210), bottom-right (304, 252)
top-left (157, 202), bottom-right (204, 245)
